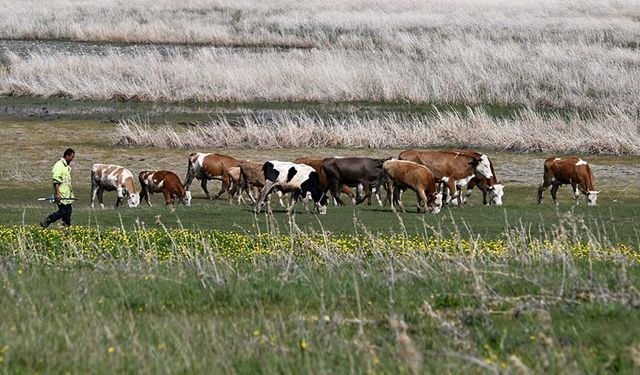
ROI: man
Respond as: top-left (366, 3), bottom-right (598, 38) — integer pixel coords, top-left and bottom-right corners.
top-left (41, 148), bottom-right (75, 228)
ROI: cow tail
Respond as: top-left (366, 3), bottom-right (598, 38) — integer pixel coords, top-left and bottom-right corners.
top-left (184, 156), bottom-right (194, 190)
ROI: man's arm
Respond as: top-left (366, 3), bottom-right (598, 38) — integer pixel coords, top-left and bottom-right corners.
top-left (53, 182), bottom-right (61, 203)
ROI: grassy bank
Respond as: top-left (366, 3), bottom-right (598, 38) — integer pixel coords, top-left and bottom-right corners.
top-left (0, 223), bottom-right (639, 373)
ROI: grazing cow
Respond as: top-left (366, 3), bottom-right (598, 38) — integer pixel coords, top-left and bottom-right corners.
top-left (293, 157), bottom-right (355, 205)
top-left (537, 157), bottom-right (599, 206)
top-left (227, 167), bottom-right (243, 204)
top-left (91, 163), bottom-right (140, 209)
top-left (321, 157), bottom-right (386, 206)
top-left (238, 161), bottom-right (287, 207)
top-left (255, 161), bottom-right (328, 215)
top-left (398, 150), bottom-right (493, 206)
top-left (383, 159), bottom-right (443, 214)
top-left (449, 149), bottom-right (504, 206)
top-left (138, 170), bottom-right (191, 207)
top-left (184, 152), bottom-right (242, 200)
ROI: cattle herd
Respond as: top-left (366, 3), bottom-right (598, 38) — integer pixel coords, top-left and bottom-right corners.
top-left (88, 150), bottom-right (599, 214)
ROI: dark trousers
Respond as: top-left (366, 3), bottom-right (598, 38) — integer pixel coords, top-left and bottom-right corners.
top-left (42, 203), bottom-right (73, 228)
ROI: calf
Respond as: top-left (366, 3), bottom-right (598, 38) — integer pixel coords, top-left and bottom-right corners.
top-left (91, 163), bottom-right (140, 209)
top-left (138, 170), bottom-right (191, 207)
top-left (398, 150), bottom-right (493, 206)
top-left (321, 157), bottom-right (385, 206)
top-left (255, 161), bottom-right (328, 215)
top-left (184, 152), bottom-right (242, 200)
top-left (537, 157), bottom-right (599, 206)
top-left (383, 160), bottom-right (443, 214)
top-left (238, 161), bottom-right (287, 207)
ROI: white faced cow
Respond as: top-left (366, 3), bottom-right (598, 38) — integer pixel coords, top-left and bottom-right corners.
top-left (255, 161), bottom-right (328, 215)
top-left (138, 170), bottom-right (191, 207)
top-left (398, 150), bottom-right (494, 207)
top-left (537, 157), bottom-right (599, 206)
top-left (91, 164), bottom-right (140, 209)
top-left (450, 149), bottom-right (504, 206)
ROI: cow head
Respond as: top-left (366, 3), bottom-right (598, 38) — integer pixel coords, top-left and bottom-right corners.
top-left (428, 191), bottom-right (444, 214)
top-left (470, 155), bottom-right (493, 180)
top-left (183, 190), bottom-right (192, 207)
top-left (488, 184), bottom-right (504, 206)
top-left (128, 192), bottom-right (140, 208)
top-left (316, 193), bottom-right (328, 214)
top-left (586, 191), bottom-right (599, 206)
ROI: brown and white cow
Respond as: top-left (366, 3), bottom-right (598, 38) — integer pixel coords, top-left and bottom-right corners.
top-left (398, 150), bottom-right (493, 206)
top-left (184, 152), bottom-right (242, 200)
top-left (138, 170), bottom-right (191, 207)
top-left (383, 159), bottom-right (443, 214)
top-left (293, 157), bottom-right (355, 205)
top-left (449, 149), bottom-right (504, 206)
top-left (91, 163), bottom-right (140, 209)
top-left (537, 157), bottom-right (599, 206)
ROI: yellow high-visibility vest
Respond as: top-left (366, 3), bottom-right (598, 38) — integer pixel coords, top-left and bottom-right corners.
top-left (51, 158), bottom-right (74, 204)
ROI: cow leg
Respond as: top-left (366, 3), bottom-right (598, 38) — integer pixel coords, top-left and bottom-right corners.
top-left (386, 177), bottom-right (396, 211)
top-left (289, 191), bottom-right (302, 215)
top-left (373, 186), bottom-right (383, 207)
top-left (417, 188), bottom-right (430, 213)
top-left (571, 182), bottom-right (580, 205)
top-left (162, 191), bottom-right (172, 205)
top-left (95, 187), bottom-right (106, 209)
top-left (329, 179), bottom-right (346, 206)
top-left (397, 187), bottom-right (406, 213)
top-left (275, 190), bottom-right (286, 207)
top-left (141, 186), bottom-right (151, 207)
top-left (256, 181), bottom-right (276, 214)
top-left (550, 183), bottom-right (561, 205)
top-left (480, 186), bottom-right (489, 206)
top-left (537, 181), bottom-right (550, 204)
top-left (212, 171), bottom-right (230, 200)
top-left (91, 183), bottom-right (99, 209)
top-left (445, 179), bottom-right (458, 206)
top-left (355, 182), bottom-right (372, 205)
top-left (200, 179), bottom-right (211, 199)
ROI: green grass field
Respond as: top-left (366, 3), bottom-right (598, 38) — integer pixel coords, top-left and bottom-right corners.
top-left (1, 108), bottom-right (640, 373)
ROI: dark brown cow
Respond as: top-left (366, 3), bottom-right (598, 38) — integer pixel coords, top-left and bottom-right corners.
top-left (294, 157), bottom-right (355, 205)
top-left (537, 157), bottom-right (599, 206)
top-left (138, 170), bottom-right (191, 207)
top-left (321, 157), bottom-right (385, 206)
top-left (383, 159), bottom-right (443, 213)
top-left (398, 150), bottom-right (493, 206)
top-left (184, 152), bottom-right (242, 199)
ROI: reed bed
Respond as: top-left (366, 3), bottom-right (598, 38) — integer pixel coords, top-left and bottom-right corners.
top-left (1, 0), bottom-right (638, 49)
top-left (113, 109), bottom-right (640, 155)
top-left (1, 0), bottom-right (639, 111)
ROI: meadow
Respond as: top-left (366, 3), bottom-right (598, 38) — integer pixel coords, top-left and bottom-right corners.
top-left (1, 0), bottom-right (640, 372)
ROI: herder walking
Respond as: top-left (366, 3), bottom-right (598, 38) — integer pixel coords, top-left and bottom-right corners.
top-left (41, 148), bottom-right (76, 228)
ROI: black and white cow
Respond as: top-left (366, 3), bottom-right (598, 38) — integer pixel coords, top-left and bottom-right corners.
top-left (255, 161), bottom-right (328, 215)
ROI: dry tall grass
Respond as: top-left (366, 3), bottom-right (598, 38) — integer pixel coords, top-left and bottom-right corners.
top-left (1, 0), bottom-right (639, 49)
top-left (113, 109), bottom-right (640, 155)
top-left (0, 0), bottom-right (639, 111)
